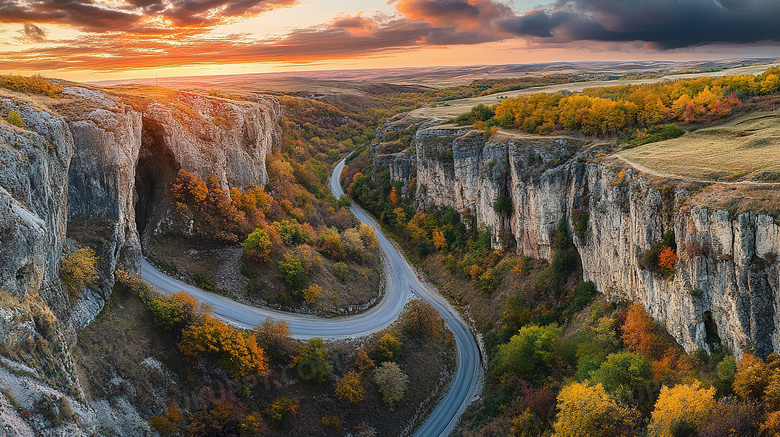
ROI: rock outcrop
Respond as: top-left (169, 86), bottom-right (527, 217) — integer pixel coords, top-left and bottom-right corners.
top-left (373, 120), bottom-right (780, 358)
top-left (0, 86), bottom-right (282, 434)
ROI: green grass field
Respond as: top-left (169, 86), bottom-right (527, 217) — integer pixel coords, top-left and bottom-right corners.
top-left (619, 110), bottom-right (780, 182)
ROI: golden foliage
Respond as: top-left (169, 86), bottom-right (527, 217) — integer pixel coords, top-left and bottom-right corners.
top-left (552, 381), bottom-right (638, 437)
top-left (648, 382), bottom-right (715, 437)
top-left (335, 371), bottom-right (365, 404)
top-left (432, 231), bottom-right (447, 250)
top-left (0, 74), bottom-right (60, 96)
top-left (60, 247), bottom-right (98, 298)
top-left (302, 284), bottom-right (321, 304)
top-left (179, 316), bottom-right (267, 379)
top-left (354, 349), bottom-right (376, 373)
top-left (267, 397), bottom-right (298, 423)
top-left (733, 353), bottom-right (770, 401)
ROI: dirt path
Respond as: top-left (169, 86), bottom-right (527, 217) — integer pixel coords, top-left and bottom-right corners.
top-left (611, 154), bottom-right (780, 186)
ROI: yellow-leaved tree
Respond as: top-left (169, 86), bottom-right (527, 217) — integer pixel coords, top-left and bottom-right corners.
top-left (60, 247), bottom-right (98, 298)
top-left (733, 353), bottom-right (770, 401)
top-left (648, 382), bottom-right (715, 437)
top-left (335, 371), bottom-right (364, 404)
top-left (552, 381), bottom-right (638, 437)
top-left (179, 316), bottom-right (267, 379)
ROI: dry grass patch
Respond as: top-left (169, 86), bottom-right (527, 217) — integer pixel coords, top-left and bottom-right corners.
top-left (619, 110), bottom-right (780, 182)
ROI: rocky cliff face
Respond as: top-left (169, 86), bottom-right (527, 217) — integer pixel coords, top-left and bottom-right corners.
top-left (0, 86), bottom-right (282, 434)
top-left (374, 120), bottom-right (780, 358)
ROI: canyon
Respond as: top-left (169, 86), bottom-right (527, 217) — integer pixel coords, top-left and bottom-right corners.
top-left (0, 86), bottom-right (282, 435)
top-left (375, 113), bottom-right (780, 359)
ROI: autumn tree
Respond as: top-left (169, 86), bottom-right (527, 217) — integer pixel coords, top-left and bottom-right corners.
top-left (342, 227), bottom-right (367, 261)
top-left (389, 189), bottom-right (400, 205)
top-left (733, 353), bottom-right (770, 401)
top-left (621, 304), bottom-right (664, 359)
top-left (658, 247), bottom-right (678, 272)
top-left (552, 381), bottom-right (638, 437)
top-left (148, 292), bottom-right (201, 331)
top-left (302, 284), bottom-right (321, 304)
top-left (358, 224), bottom-right (379, 249)
top-left (335, 371), bottom-right (365, 404)
top-left (354, 349), bottom-right (376, 373)
top-left (179, 316), bottom-right (267, 379)
top-left (402, 299), bottom-right (443, 338)
top-left (171, 169), bottom-right (208, 206)
top-left (319, 227), bottom-right (345, 259)
top-left (648, 382), bottom-right (716, 437)
top-left (376, 333), bottom-right (401, 362)
top-left (373, 362), bottom-right (409, 409)
top-left (254, 317), bottom-right (292, 364)
top-left (432, 231), bottom-right (447, 250)
top-left (243, 228), bottom-right (276, 262)
top-left (267, 397), bottom-right (298, 424)
top-left (60, 247), bottom-right (98, 297)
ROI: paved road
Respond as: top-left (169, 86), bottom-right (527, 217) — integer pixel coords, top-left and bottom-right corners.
top-left (141, 159), bottom-right (483, 436)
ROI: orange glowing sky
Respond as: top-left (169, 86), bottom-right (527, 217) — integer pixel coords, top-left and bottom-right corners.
top-left (0, 0), bottom-right (779, 82)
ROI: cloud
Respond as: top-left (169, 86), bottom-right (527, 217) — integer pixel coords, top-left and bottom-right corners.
top-left (0, 0), bottom-right (297, 34)
top-left (23, 23), bottom-right (46, 42)
top-left (2, 0), bottom-right (780, 73)
top-left (500, 0), bottom-right (780, 49)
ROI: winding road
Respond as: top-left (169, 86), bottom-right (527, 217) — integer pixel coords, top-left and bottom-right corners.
top-left (140, 159), bottom-right (484, 436)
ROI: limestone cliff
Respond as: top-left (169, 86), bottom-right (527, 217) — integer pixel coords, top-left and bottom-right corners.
top-left (0, 85), bottom-right (282, 434)
top-left (373, 119), bottom-right (780, 358)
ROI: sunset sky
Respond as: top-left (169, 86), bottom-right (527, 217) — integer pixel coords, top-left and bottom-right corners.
top-left (1, 0), bottom-right (780, 81)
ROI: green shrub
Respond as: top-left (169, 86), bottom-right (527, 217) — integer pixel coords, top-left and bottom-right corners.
top-left (278, 256), bottom-right (307, 290)
top-left (493, 195), bottom-right (512, 213)
top-left (493, 324), bottom-right (561, 379)
top-left (333, 262), bottom-right (349, 281)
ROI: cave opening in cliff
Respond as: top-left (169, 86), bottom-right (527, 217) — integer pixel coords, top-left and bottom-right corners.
top-left (135, 118), bottom-right (178, 238)
top-left (703, 311), bottom-right (722, 348)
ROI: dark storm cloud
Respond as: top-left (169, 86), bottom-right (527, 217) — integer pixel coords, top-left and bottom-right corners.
top-left (500, 0), bottom-right (780, 49)
top-left (23, 23), bottom-right (46, 42)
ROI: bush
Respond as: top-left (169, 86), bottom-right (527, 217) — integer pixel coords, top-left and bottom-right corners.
top-left (60, 247), bottom-right (98, 298)
top-left (335, 371), bottom-right (365, 404)
top-left (553, 381), bottom-right (638, 437)
top-left (297, 337), bottom-right (332, 383)
top-left (494, 324), bottom-right (561, 379)
top-left (6, 111), bottom-right (24, 127)
top-left (494, 195), bottom-right (513, 213)
top-left (373, 362), bottom-right (409, 409)
top-left (147, 292), bottom-right (200, 331)
top-left (588, 352), bottom-right (652, 402)
top-left (278, 256), bottom-right (307, 290)
top-left (376, 333), bottom-right (401, 362)
top-left (333, 262), bottom-right (349, 281)
top-left (0, 74), bottom-right (60, 96)
top-left (267, 397), bottom-right (298, 424)
top-left (402, 299), bottom-right (443, 338)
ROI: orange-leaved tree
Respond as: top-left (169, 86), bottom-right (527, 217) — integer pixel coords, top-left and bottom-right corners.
top-left (621, 304), bottom-right (664, 360)
top-left (335, 371), bottom-right (365, 404)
